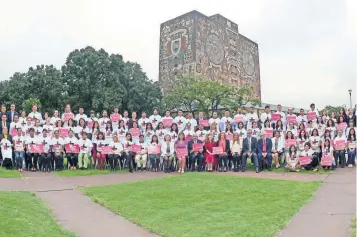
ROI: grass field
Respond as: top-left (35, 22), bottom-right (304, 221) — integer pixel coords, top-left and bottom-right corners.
top-left (0, 167), bottom-right (21, 178)
top-left (54, 169), bottom-right (125, 177)
top-left (0, 191), bottom-right (75, 237)
top-left (84, 173), bottom-right (321, 237)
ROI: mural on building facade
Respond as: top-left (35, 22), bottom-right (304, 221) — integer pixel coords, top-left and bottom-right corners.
top-left (159, 10), bottom-right (261, 98)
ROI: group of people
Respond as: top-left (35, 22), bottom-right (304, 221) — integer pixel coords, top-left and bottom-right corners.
top-left (0, 102), bottom-right (356, 174)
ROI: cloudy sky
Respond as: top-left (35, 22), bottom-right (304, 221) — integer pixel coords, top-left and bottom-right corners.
top-left (0, 0), bottom-right (356, 109)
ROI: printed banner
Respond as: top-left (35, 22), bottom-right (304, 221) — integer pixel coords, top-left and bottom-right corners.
top-left (110, 114), bottom-right (121, 123)
top-left (285, 139), bottom-right (296, 148)
top-left (199, 120), bottom-right (209, 127)
top-left (148, 145), bottom-right (161, 154)
top-left (212, 146), bottom-right (224, 154)
top-left (162, 118), bottom-right (173, 127)
top-left (272, 113), bottom-right (281, 121)
top-left (130, 144), bottom-right (142, 153)
top-left (60, 127), bottom-right (69, 137)
top-left (130, 128), bottom-right (141, 137)
top-left (192, 143), bottom-right (203, 152)
top-left (101, 146), bottom-right (114, 155)
top-left (286, 115), bottom-right (297, 124)
top-left (320, 155), bottom-right (333, 166)
top-left (307, 112), bottom-right (317, 121)
top-left (65, 144), bottom-right (80, 153)
top-left (30, 144), bottom-right (44, 153)
top-left (64, 113), bottom-right (74, 121)
top-left (298, 156), bottom-right (311, 165)
top-left (234, 115), bottom-right (244, 123)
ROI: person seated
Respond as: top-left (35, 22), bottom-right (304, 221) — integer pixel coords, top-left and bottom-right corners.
top-left (135, 135), bottom-right (148, 171)
top-left (148, 135), bottom-right (161, 172)
top-left (204, 133), bottom-right (216, 172)
top-left (13, 128), bottom-right (25, 172)
top-left (77, 131), bottom-right (93, 170)
top-left (257, 131), bottom-right (273, 171)
top-left (50, 130), bottom-right (65, 171)
top-left (39, 129), bottom-right (52, 172)
top-left (230, 133), bottom-right (242, 172)
top-left (299, 142), bottom-right (319, 171)
top-left (94, 132), bottom-right (108, 170)
top-left (188, 133), bottom-right (204, 172)
top-left (285, 145), bottom-right (301, 172)
top-left (271, 131), bottom-right (285, 168)
top-left (333, 129), bottom-right (347, 168)
top-left (108, 135), bottom-right (124, 171)
top-left (175, 132), bottom-right (188, 174)
top-left (321, 139), bottom-right (335, 170)
top-left (25, 128), bottom-right (39, 171)
top-left (242, 129), bottom-right (258, 172)
top-left (216, 132), bottom-right (230, 172)
top-left (0, 127), bottom-right (13, 170)
top-left (122, 133), bottom-right (134, 172)
top-left (161, 134), bottom-right (174, 173)
top-left (65, 130), bottom-right (79, 170)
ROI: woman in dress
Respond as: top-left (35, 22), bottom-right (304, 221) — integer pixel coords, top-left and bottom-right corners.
top-left (175, 132), bottom-right (188, 173)
top-left (204, 133), bottom-right (216, 172)
top-left (148, 135), bottom-right (160, 172)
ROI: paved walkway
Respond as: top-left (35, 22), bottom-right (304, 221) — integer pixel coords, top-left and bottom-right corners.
top-left (278, 167), bottom-right (356, 237)
top-left (0, 169), bottom-right (355, 237)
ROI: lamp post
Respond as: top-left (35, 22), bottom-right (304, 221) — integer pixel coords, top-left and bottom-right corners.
top-left (348, 89), bottom-right (352, 108)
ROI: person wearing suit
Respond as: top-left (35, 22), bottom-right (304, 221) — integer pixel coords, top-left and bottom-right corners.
top-left (216, 132), bottom-right (230, 172)
top-left (188, 133), bottom-right (204, 171)
top-left (127, 111), bottom-right (138, 130)
top-left (0, 114), bottom-right (10, 134)
top-left (6, 104), bottom-right (18, 123)
top-left (242, 129), bottom-right (259, 172)
top-left (257, 131), bottom-right (273, 171)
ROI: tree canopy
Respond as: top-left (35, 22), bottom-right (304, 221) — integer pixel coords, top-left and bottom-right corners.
top-left (0, 46), bottom-right (162, 114)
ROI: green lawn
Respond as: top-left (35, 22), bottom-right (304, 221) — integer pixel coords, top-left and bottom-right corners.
top-left (0, 167), bottom-right (21, 178)
top-left (84, 173), bottom-right (321, 237)
top-left (54, 169), bottom-right (125, 177)
top-left (0, 192), bottom-right (75, 237)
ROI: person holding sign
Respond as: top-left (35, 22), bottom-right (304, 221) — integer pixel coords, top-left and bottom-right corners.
top-left (51, 130), bottom-right (65, 171)
top-left (77, 131), bottom-right (92, 170)
top-left (195, 124), bottom-right (207, 142)
top-left (216, 132), bottom-right (230, 172)
top-left (117, 120), bottom-right (128, 143)
top-left (134, 135), bottom-right (148, 171)
top-left (25, 128), bottom-right (39, 171)
top-left (347, 128), bottom-right (356, 167)
top-left (299, 142), bottom-right (319, 171)
top-left (204, 133), bottom-right (216, 172)
top-left (0, 127), bottom-right (13, 170)
top-left (28, 104), bottom-right (43, 125)
top-left (162, 110), bottom-right (173, 131)
top-left (75, 107), bottom-right (88, 122)
top-left (161, 134), bottom-right (174, 173)
top-left (38, 129), bottom-right (52, 172)
top-left (285, 145), bottom-right (301, 172)
top-left (257, 131), bottom-right (273, 171)
top-left (175, 132), bottom-right (188, 173)
top-left (271, 131), bottom-right (285, 168)
top-left (94, 132), bottom-right (108, 170)
top-left (122, 133), bottom-right (134, 173)
top-left (50, 110), bottom-right (61, 126)
top-left (337, 116), bottom-right (348, 137)
top-left (13, 128), bottom-right (25, 172)
top-left (235, 122), bottom-right (247, 139)
top-left (297, 130), bottom-right (309, 156)
top-left (110, 107), bottom-right (121, 130)
top-left (61, 104), bottom-right (74, 125)
top-left (65, 130), bottom-right (79, 170)
top-left (108, 135), bottom-right (124, 171)
top-left (9, 115), bottom-right (22, 137)
top-left (149, 108), bottom-right (162, 130)
top-left (148, 135), bottom-right (160, 172)
top-left (321, 140), bottom-right (335, 170)
top-left (333, 129), bottom-right (347, 168)
top-left (230, 133), bottom-right (242, 172)
top-left (187, 134), bottom-right (204, 172)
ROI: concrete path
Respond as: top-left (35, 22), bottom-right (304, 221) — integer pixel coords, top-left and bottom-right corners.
top-left (278, 167), bottom-right (356, 237)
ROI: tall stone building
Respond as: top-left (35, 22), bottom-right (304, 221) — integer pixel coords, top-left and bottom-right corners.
top-left (159, 10), bottom-right (261, 99)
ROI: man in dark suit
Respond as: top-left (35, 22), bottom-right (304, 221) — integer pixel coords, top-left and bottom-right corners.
top-left (0, 114), bottom-right (10, 134)
top-left (242, 129), bottom-right (259, 172)
top-left (6, 104), bottom-right (18, 123)
top-left (188, 134), bottom-right (204, 171)
top-left (257, 131), bottom-right (273, 171)
top-left (0, 105), bottom-right (6, 118)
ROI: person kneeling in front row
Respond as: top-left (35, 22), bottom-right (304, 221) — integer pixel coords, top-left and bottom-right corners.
top-left (285, 145), bottom-right (301, 172)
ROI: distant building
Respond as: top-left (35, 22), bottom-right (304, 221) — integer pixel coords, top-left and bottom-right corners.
top-left (159, 10), bottom-right (261, 99)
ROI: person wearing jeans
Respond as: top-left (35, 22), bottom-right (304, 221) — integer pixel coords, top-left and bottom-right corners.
top-left (333, 130), bottom-right (347, 168)
top-left (347, 128), bottom-right (356, 167)
top-left (148, 135), bottom-right (160, 172)
top-left (13, 128), bottom-right (25, 172)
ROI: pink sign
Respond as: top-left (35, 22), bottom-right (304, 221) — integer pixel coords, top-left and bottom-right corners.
top-left (212, 146), bottom-right (224, 154)
top-left (285, 139), bottom-right (296, 148)
top-left (10, 128), bottom-right (18, 137)
top-left (60, 127), bottom-right (69, 137)
top-left (307, 112), bottom-right (317, 121)
top-left (334, 140), bottom-right (346, 150)
top-left (162, 118), bottom-right (173, 127)
top-left (265, 128), bottom-right (274, 138)
top-left (272, 113), bottom-right (281, 121)
top-left (130, 144), bottom-right (142, 153)
top-left (110, 114), bottom-right (121, 123)
top-left (185, 135), bottom-right (192, 141)
top-left (65, 144), bottom-right (80, 153)
top-left (148, 145), bottom-right (161, 154)
top-left (192, 143), bottom-right (203, 152)
top-left (287, 115), bottom-right (297, 124)
top-left (338, 123), bottom-right (347, 131)
top-left (176, 148), bottom-right (188, 158)
top-left (64, 113), bottom-right (74, 121)
top-left (87, 120), bottom-right (93, 129)
top-left (130, 128), bottom-right (141, 137)
top-left (298, 156), bottom-right (311, 165)
top-left (226, 134), bottom-right (233, 140)
top-left (101, 146), bottom-right (114, 155)
top-left (320, 155), bottom-right (333, 166)
top-left (30, 144), bottom-right (44, 153)
top-left (199, 120), bottom-right (209, 127)
top-left (234, 115), bottom-right (244, 123)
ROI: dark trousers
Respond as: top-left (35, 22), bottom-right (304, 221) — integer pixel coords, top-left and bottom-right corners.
top-left (334, 150), bottom-right (346, 167)
top-left (26, 153), bottom-right (39, 169)
top-left (124, 152), bottom-right (134, 171)
top-left (242, 152), bottom-right (258, 168)
top-left (189, 152), bottom-right (203, 170)
top-left (217, 155), bottom-right (228, 170)
top-left (148, 154), bottom-right (160, 169)
top-left (303, 154), bottom-right (320, 170)
top-left (52, 153), bottom-right (64, 171)
top-left (232, 153), bottom-right (242, 171)
top-left (41, 153), bottom-right (52, 170)
top-left (3, 158), bottom-right (12, 169)
top-left (108, 154), bottom-right (122, 170)
top-left (347, 149), bottom-right (356, 165)
top-left (258, 152), bottom-right (273, 170)
top-left (163, 155), bottom-right (173, 171)
top-left (67, 153), bottom-right (78, 167)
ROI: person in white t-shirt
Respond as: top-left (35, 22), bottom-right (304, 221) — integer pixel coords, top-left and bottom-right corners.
top-left (110, 107), bottom-right (121, 130)
top-left (333, 129), bottom-right (347, 168)
top-left (209, 111), bottom-right (221, 127)
top-left (138, 111), bottom-right (150, 131)
top-left (122, 111), bottom-right (130, 128)
top-left (65, 130), bottom-right (79, 170)
top-left (186, 112), bottom-right (197, 131)
top-left (155, 122), bottom-right (167, 144)
top-left (38, 129), bottom-right (53, 172)
top-left (346, 128), bottom-right (356, 167)
top-left (51, 110), bottom-right (61, 126)
top-left (297, 108), bottom-right (308, 127)
top-left (149, 108), bottom-right (162, 130)
top-left (108, 135), bottom-right (124, 171)
top-left (98, 110), bottom-right (110, 131)
top-left (174, 110), bottom-right (187, 132)
top-left (220, 110), bottom-right (233, 131)
top-left (0, 128), bottom-right (13, 170)
top-left (25, 128), bottom-right (40, 171)
top-left (77, 131), bottom-right (93, 169)
top-left (245, 107), bottom-right (259, 129)
top-left (28, 104), bottom-right (43, 125)
top-left (61, 104), bottom-right (74, 126)
top-left (51, 130), bottom-right (65, 171)
top-left (75, 107), bottom-right (88, 122)
top-left (260, 105), bottom-right (272, 125)
top-left (13, 128), bottom-right (25, 172)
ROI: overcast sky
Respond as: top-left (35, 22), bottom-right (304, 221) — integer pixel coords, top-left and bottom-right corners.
top-left (0, 0), bottom-right (356, 109)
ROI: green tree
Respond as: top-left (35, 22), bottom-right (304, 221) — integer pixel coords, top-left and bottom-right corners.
top-left (22, 98), bottom-right (42, 113)
top-left (324, 105), bottom-right (345, 115)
